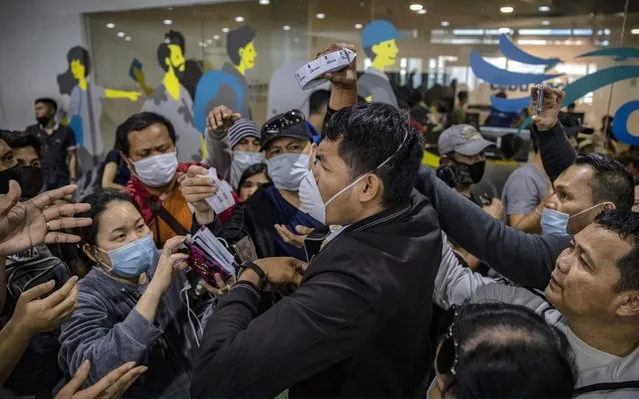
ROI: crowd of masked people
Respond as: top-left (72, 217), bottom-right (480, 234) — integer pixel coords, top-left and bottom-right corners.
top-left (0, 42), bottom-right (638, 399)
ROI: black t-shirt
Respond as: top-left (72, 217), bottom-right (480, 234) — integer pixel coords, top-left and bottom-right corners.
top-left (104, 149), bottom-right (131, 186)
top-left (26, 124), bottom-right (76, 173)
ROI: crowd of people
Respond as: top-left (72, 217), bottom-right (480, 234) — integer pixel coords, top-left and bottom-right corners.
top-left (0, 42), bottom-right (638, 399)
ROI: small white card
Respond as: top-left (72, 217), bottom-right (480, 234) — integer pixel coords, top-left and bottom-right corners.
top-left (205, 168), bottom-right (235, 215)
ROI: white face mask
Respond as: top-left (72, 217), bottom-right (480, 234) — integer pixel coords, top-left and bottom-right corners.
top-left (299, 132), bottom-right (408, 225)
top-left (541, 203), bottom-right (605, 236)
top-left (266, 153), bottom-right (310, 191)
top-left (132, 152), bottom-right (179, 188)
top-left (230, 151), bottom-right (265, 189)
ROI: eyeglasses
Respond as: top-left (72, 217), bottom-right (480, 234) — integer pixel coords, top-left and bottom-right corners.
top-left (261, 109), bottom-right (305, 142)
top-left (435, 305), bottom-right (459, 392)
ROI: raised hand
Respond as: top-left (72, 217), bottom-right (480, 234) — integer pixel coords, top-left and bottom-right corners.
top-left (530, 86), bottom-right (565, 132)
top-left (317, 43), bottom-right (357, 90)
top-left (178, 165), bottom-right (217, 214)
top-left (55, 360), bottom-right (148, 399)
top-left (206, 105), bottom-right (241, 132)
top-left (254, 257), bottom-right (308, 287)
top-left (148, 236), bottom-right (189, 295)
top-left (274, 224), bottom-right (314, 248)
top-left (10, 276), bottom-right (79, 339)
top-left (0, 182), bottom-right (92, 256)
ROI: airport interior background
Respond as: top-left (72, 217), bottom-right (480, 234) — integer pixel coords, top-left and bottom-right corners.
top-left (0, 0), bottom-right (638, 196)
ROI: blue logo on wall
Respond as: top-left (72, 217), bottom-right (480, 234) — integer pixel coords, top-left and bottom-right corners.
top-left (470, 35), bottom-right (639, 144)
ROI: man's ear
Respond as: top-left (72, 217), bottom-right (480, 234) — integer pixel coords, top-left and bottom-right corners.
top-left (615, 291), bottom-right (639, 317)
top-left (360, 173), bottom-right (381, 203)
top-left (308, 142), bottom-right (318, 168)
top-left (121, 151), bottom-right (135, 171)
top-left (371, 43), bottom-right (381, 57)
top-left (164, 56), bottom-right (171, 69)
top-left (603, 201), bottom-right (616, 211)
top-left (439, 155), bottom-right (451, 166)
top-left (238, 48), bottom-right (245, 62)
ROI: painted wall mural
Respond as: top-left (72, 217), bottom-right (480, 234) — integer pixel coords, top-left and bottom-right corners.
top-left (357, 20), bottom-right (405, 107)
top-left (57, 46), bottom-right (140, 163)
top-left (471, 34), bottom-right (639, 145)
top-left (140, 30), bottom-right (202, 162)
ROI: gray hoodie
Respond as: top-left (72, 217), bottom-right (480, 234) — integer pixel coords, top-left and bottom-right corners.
top-left (434, 238), bottom-right (639, 398)
top-left (58, 254), bottom-right (214, 398)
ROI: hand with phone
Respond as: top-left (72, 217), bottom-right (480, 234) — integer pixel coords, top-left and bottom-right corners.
top-left (530, 86), bottom-right (566, 132)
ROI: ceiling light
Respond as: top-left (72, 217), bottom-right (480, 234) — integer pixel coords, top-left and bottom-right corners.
top-left (632, 28), bottom-right (639, 35)
top-left (207, 39), bottom-right (213, 44)
top-left (355, 23), bottom-right (363, 29)
top-left (316, 13), bottom-right (326, 19)
top-left (235, 16), bottom-right (244, 22)
top-left (283, 25), bottom-right (291, 31)
top-left (542, 20), bottom-right (550, 25)
top-left (163, 19), bottom-right (173, 25)
top-left (259, 0), bottom-right (270, 4)
top-left (498, 27), bottom-right (510, 33)
top-left (441, 21), bottom-right (450, 27)
top-left (213, 35), bottom-right (220, 40)
top-left (117, 32), bottom-right (125, 38)
top-left (198, 41), bottom-right (204, 47)
top-left (417, 9), bottom-right (427, 14)
top-left (538, 6), bottom-right (550, 12)
top-left (222, 27), bottom-right (230, 33)
top-left (125, 36), bottom-right (131, 42)
top-left (106, 23), bottom-right (115, 29)
top-left (294, 37), bottom-right (300, 43)
top-left (500, 6), bottom-right (514, 13)
top-left (409, 4), bottom-right (424, 11)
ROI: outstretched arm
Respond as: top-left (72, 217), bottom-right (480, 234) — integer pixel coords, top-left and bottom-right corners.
top-left (415, 165), bottom-right (569, 289)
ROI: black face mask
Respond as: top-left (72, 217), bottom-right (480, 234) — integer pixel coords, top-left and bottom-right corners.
top-left (36, 115), bottom-right (52, 126)
top-left (456, 160), bottom-right (486, 184)
top-left (0, 165), bottom-right (23, 195)
top-left (19, 166), bottom-right (44, 199)
top-left (0, 165), bottom-right (43, 198)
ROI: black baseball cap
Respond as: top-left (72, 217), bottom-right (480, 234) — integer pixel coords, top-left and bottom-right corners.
top-left (260, 109), bottom-right (313, 151)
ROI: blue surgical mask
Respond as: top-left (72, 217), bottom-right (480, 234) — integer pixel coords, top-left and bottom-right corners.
top-left (541, 208), bottom-right (569, 236)
top-left (266, 153), bottom-right (310, 191)
top-left (541, 203), bottom-right (605, 236)
top-left (99, 234), bottom-right (156, 277)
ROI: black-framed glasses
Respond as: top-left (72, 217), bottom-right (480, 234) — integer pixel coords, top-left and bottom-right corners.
top-left (261, 109), bottom-right (305, 139)
top-left (435, 305), bottom-right (459, 383)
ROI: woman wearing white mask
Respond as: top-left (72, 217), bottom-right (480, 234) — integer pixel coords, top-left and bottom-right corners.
top-left (205, 105), bottom-right (264, 191)
top-left (58, 191), bottom-right (215, 398)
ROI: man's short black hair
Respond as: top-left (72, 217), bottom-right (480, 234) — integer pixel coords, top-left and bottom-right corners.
top-left (457, 90), bottom-right (468, 103)
top-left (35, 98), bottom-right (58, 113)
top-left (575, 152), bottom-right (634, 212)
top-left (226, 25), bottom-right (256, 66)
top-left (323, 103), bottom-right (425, 208)
top-left (7, 134), bottom-right (41, 158)
top-left (595, 210), bottom-right (639, 292)
top-left (157, 30), bottom-right (185, 71)
top-left (115, 112), bottom-right (176, 157)
top-left (495, 91), bottom-right (507, 99)
top-left (309, 90), bottom-right (331, 115)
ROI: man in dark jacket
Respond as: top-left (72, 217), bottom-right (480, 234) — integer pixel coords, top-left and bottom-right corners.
top-left (190, 77), bottom-right (442, 396)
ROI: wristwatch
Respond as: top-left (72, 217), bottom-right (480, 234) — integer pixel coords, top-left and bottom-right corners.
top-left (239, 261), bottom-right (267, 290)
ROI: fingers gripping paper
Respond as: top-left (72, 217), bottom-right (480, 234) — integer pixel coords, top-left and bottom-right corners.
top-left (295, 48), bottom-right (357, 90)
top-left (205, 168), bottom-right (235, 214)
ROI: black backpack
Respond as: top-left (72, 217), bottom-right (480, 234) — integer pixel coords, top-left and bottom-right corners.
top-left (3, 256), bottom-right (71, 315)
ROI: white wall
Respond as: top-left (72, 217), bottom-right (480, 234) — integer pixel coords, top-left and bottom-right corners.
top-left (0, 0), bottom-right (239, 131)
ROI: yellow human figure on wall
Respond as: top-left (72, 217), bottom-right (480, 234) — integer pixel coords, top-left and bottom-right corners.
top-left (57, 46), bottom-right (140, 159)
top-left (357, 20), bottom-right (405, 108)
top-left (141, 31), bottom-right (202, 162)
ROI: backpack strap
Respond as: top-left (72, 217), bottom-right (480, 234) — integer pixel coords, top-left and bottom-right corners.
top-left (145, 196), bottom-right (189, 237)
top-left (575, 380), bottom-right (639, 395)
